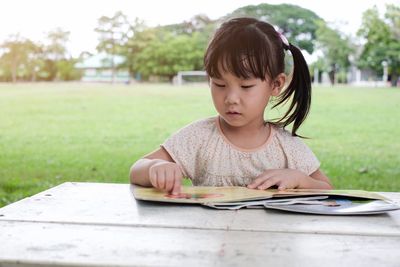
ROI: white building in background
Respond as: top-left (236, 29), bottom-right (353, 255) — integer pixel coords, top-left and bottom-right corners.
top-left (346, 61), bottom-right (389, 87)
top-left (173, 71), bottom-right (208, 85)
top-left (75, 53), bottom-right (130, 83)
top-left (312, 63), bottom-right (390, 87)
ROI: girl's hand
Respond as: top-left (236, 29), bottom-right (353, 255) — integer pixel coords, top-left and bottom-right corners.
top-left (149, 161), bottom-right (183, 195)
top-left (247, 169), bottom-right (307, 191)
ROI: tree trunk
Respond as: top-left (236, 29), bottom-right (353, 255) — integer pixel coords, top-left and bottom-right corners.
top-left (391, 72), bottom-right (399, 87)
top-left (111, 56), bottom-right (116, 84)
top-left (328, 70), bottom-right (335, 86)
top-left (11, 61), bottom-right (17, 83)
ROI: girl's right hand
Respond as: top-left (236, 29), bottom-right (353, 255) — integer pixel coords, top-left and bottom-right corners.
top-left (149, 161), bottom-right (183, 195)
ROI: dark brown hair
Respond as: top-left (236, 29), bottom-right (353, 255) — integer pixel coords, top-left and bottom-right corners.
top-left (204, 17), bottom-right (311, 137)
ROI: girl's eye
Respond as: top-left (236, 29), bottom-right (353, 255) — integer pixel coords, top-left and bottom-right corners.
top-left (241, 85), bottom-right (255, 89)
top-left (213, 82), bottom-right (225, 87)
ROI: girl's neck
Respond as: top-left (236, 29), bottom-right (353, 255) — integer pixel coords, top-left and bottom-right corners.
top-left (218, 116), bottom-right (270, 150)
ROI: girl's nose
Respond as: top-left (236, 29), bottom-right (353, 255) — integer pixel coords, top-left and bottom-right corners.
top-left (225, 89), bottom-right (240, 104)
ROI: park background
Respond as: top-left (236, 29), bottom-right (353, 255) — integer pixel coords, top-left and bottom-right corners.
top-left (0, 0), bottom-right (399, 207)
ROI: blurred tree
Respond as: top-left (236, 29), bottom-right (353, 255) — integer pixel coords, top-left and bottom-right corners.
top-left (38, 59), bottom-right (57, 81)
top-left (163, 14), bottom-right (215, 35)
top-left (357, 4), bottom-right (400, 86)
top-left (135, 31), bottom-right (205, 81)
top-left (23, 44), bottom-right (45, 82)
top-left (45, 28), bottom-right (72, 80)
top-left (56, 59), bottom-right (82, 81)
top-left (0, 35), bottom-right (42, 82)
top-left (46, 28), bottom-right (70, 60)
top-left (227, 3), bottom-right (321, 54)
top-left (121, 15), bottom-right (213, 81)
top-left (0, 31), bottom-right (79, 82)
top-left (315, 21), bottom-right (353, 85)
top-left (95, 11), bottom-right (130, 83)
top-left (384, 4), bottom-right (400, 86)
top-left (120, 18), bottom-right (154, 79)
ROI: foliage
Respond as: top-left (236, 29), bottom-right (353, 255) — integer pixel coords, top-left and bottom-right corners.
top-left (134, 31), bottom-right (206, 80)
top-left (162, 14), bottom-right (216, 36)
top-left (227, 3), bottom-right (321, 54)
top-left (46, 28), bottom-right (70, 61)
top-left (95, 11), bottom-right (129, 54)
top-left (95, 11), bottom-right (130, 82)
top-left (0, 35), bottom-right (42, 82)
top-left (0, 29), bottom-right (79, 82)
top-left (315, 20), bottom-right (353, 85)
top-left (119, 19), bottom-right (155, 78)
top-left (357, 4), bottom-right (400, 86)
top-left (56, 59), bottom-right (83, 81)
top-left (120, 15), bottom-right (215, 81)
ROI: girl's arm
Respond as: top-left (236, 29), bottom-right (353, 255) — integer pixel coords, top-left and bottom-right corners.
top-left (130, 147), bottom-right (182, 192)
top-left (301, 169), bottom-right (333, 189)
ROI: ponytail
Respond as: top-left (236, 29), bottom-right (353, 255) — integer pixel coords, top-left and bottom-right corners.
top-left (272, 43), bottom-right (312, 137)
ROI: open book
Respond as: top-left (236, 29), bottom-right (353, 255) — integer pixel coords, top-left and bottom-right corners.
top-left (133, 186), bottom-right (400, 215)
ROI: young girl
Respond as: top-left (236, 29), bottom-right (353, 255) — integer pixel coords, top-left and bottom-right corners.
top-left (130, 17), bottom-right (333, 195)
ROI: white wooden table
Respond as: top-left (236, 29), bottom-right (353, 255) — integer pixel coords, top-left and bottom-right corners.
top-left (0, 182), bottom-right (399, 267)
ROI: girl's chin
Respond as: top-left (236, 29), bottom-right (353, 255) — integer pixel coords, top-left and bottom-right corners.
top-left (220, 115), bottom-right (245, 127)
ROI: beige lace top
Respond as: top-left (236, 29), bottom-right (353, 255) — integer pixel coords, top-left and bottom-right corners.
top-left (162, 117), bottom-right (320, 186)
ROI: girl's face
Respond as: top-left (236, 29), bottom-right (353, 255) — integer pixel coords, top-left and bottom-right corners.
top-left (210, 69), bottom-right (284, 129)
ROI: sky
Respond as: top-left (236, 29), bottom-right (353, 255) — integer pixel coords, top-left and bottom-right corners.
top-left (0, 0), bottom-right (399, 58)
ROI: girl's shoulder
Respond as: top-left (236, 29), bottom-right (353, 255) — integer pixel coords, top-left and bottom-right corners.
top-left (270, 124), bottom-right (305, 146)
top-left (187, 116), bottom-right (216, 128)
top-left (271, 125), bottom-right (294, 139)
top-left (270, 124), bottom-right (314, 152)
top-left (172, 116), bottom-right (217, 137)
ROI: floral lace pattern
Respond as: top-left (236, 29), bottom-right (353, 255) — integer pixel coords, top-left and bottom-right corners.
top-left (162, 117), bottom-right (320, 186)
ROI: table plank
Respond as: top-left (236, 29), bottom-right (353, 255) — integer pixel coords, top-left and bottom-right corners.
top-left (1, 220), bottom-right (399, 267)
top-left (1, 182), bottom-right (399, 237)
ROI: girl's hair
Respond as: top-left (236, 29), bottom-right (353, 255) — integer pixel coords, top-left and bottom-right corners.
top-left (204, 17), bottom-right (311, 137)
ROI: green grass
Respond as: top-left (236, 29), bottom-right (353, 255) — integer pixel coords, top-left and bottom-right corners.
top-left (0, 82), bottom-right (399, 207)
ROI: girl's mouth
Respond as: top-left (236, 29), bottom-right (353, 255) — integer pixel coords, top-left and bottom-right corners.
top-left (226, 111), bottom-right (241, 116)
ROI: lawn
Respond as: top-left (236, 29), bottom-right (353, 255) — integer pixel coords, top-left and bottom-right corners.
top-left (0, 82), bottom-right (399, 207)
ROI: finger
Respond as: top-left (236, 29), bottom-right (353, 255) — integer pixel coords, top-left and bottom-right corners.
top-left (172, 179), bottom-right (181, 195)
top-left (247, 174), bottom-right (273, 189)
top-left (172, 170), bottom-right (182, 195)
top-left (158, 170), bottom-right (166, 189)
top-left (278, 185), bottom-right (286, 191)
top-left (149, 169), bottom-right (158, 188)
top-left (165, 178), bottom-right (174, 193)
top-left (278, 179), bottom-right (293, 191)
top-left (258, 177), bottom-right (279, 190)
top-left (247, 177), bottom-right (265, 189)
top-left (165, 169), bottom-right (175, 192)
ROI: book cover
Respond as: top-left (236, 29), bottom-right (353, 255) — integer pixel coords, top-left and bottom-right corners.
top-left (132, 185), bottom-right (389, 204)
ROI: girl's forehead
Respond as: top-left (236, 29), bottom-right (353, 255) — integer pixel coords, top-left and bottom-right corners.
top-left (210, 72), bottom-right (263, 82)
top-left (211, 63), bottom-right (267, 81)
top-left (209, 53), bottom-right (271, 81)
top-left (213, 60), bottom-right (250, 76)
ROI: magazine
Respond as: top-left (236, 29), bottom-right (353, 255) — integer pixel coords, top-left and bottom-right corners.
top-left (203, 195), bottom-right (330, 210)
top-left (262, 197), bottom-right (400, 215)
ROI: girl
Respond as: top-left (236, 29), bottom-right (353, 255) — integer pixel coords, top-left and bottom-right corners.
top-left (130, 17), bottom-right (333, 195)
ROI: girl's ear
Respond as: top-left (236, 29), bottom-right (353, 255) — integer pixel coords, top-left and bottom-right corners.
top-left (271, 73), bottom-right (286, 96)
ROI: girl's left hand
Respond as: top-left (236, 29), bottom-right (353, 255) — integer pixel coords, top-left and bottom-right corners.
top-left (247, 169), bottom-right (307, 191)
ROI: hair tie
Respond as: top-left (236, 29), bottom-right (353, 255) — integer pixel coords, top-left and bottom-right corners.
top-left (278, 32), bottom-right (290, 50)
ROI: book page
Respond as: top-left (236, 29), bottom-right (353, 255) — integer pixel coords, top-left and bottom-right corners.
top-left (133, 186), bottom-right (276, 203)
